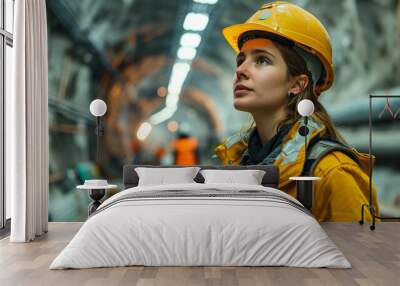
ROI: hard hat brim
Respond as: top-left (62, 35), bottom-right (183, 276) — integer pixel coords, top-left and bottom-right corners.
top-left (223, 23), bottom-right (281, 54)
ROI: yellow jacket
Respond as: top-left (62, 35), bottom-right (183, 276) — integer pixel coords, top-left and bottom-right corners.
top-left (215, 116), bottom-right (379, 222)
top-left (286, 150), bottom-right (378, 222)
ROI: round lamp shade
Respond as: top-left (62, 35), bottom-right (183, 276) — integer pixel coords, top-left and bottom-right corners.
top-left (297, 99), bottom-right (315, 117)
top-left (90, 99), bottom-right (107, 117)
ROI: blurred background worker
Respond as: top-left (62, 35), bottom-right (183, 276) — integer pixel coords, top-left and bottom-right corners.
top-left (172, 132), bottom-right (199, 166)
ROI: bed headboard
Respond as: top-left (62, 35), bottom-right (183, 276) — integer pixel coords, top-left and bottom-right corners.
top-left (123, 165), bottom-right (280, 189)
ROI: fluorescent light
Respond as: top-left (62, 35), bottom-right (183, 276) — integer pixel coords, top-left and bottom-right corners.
top-left (150, 62), bottom-right (191, 125)
top-left (150, 106), bottom-right (178, 125)
top-left (137, 122), bottom-right (152, 141)
top-left (167, 80), bottom-right (183, 96)
top-left (177, 46), bottom-right (197, 60)
top-left (166, 92), bottom-right (179, 107)
top-left (193, 0), bottom-right (218, 4)
top-left (180, 33), bottom-right (202, 48)
top-left (168, 62), bottom-right (190, 95)
top-left (183, 13), bottom-right (209, 31)
top-left (172, 62), bottom-right (191, 78)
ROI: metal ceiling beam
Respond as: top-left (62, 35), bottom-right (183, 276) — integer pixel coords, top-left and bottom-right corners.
top-left (47, 0), bottom-right (118, 77)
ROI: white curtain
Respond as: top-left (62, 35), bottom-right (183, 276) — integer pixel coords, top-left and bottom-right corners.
top-left (7, 0), bottom-right (49, 242)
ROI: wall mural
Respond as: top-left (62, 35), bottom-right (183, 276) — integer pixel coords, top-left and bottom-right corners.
top-left (46, 0), bottom-right (400, 221)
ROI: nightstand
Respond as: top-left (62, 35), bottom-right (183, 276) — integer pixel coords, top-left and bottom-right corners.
top-left (289, 176), bottom-right (320, 210)
top-left (77, 180), bottom-right (118, 216)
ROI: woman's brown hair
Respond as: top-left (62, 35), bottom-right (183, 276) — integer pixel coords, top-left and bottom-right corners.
top-left (274, 42), bottom-right (347, 144)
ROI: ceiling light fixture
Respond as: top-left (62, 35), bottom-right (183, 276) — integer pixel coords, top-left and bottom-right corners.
top-left (183, 12), bottom-right (209, 31)
top-left (177, 46), bottom-right (197, 60)
top-left (180, 32), bottom-right (202, 48)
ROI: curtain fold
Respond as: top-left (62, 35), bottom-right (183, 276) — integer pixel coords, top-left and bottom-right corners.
top-left (9, 0), bottom-right (49, 242)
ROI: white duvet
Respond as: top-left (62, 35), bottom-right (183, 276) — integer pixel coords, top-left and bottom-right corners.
top-left (50, 183), bottom-right (351, 269)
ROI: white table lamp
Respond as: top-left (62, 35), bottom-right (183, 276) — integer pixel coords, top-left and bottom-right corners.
top-left (89, 99), bottom-right (107, 163)
top-left (294, 99), bottom-right (317, 210)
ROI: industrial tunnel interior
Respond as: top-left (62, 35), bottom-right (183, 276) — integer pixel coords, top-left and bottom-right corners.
top-left (45, 0), bottom-right (400, 221)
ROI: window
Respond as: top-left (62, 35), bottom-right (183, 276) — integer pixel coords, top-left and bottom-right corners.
top-left (1, 0), bottom-right (14, 230)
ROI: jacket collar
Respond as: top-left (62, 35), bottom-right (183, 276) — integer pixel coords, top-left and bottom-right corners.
top-left (243, 124), bottom-right (292, 165)
top-left (214, 115), bottom-right (327, 188)
top-left (239, 115), bottom-right (326, 188)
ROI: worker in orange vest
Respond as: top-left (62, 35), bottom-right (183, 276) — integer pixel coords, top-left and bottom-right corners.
top-left (172, 132), bottom-right (199, 166)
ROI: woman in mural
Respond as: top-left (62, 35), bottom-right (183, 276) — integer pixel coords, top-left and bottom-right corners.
top-left (215, 1), bottom-right (379, 222)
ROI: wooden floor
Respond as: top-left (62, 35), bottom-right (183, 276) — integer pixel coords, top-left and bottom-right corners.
top-left (0, 222), bottom-right (399, 286)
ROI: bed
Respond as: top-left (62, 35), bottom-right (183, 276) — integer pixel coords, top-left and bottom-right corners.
top-left (49, 165), bottom-right (350, 269)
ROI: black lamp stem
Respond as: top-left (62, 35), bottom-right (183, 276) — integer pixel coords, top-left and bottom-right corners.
top-left (304, 116), bottom-right (308, 173)
top-left (96, 116), bottom-right (101, 163)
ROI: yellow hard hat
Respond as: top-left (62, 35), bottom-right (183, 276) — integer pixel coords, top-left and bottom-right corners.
top-left (223, 1), bottom-right (334, 93)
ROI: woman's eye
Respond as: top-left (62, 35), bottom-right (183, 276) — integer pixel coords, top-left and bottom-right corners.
top-left (236, 58), bottom-right (244, 67)
top-left (256, 56), bottom-right (270, 65)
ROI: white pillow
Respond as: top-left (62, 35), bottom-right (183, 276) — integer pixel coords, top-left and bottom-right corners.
top-left (135, 167), bottom-right (201, 186)
top-left (200, 169), bottom-right (266, 185)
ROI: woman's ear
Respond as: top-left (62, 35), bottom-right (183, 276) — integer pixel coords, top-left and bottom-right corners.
top-left (289, 74), bottom-right (309, 95)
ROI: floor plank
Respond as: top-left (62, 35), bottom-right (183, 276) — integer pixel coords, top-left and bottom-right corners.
top-left (0, 222), bottom-right (399, 286)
